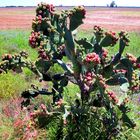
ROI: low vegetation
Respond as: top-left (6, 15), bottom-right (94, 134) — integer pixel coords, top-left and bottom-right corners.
top-left (0, 3), bottom-right (140, 140)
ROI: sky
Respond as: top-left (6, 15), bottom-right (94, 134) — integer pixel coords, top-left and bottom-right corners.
top-left (0, 0), bottom-right (140, 7)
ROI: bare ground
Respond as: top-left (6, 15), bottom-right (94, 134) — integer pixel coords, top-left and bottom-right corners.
top-left (0, 7), bottom-right (140, 31)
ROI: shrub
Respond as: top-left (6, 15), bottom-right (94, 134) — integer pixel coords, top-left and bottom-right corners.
top-left (110, 1), bottom-right (117, 7)
top-left (0, 72), bottom-right (28, 99)
top-left (0, 3), bottom-right (140, 139)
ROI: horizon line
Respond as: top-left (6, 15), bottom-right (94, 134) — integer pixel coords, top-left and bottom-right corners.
top-left (0, 5), bottom-right (140, 8)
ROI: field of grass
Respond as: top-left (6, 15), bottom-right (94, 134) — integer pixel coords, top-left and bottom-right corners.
top-left (0, 6), bottom-right (140, 139)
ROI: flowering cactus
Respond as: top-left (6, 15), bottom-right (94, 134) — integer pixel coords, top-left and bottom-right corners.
top-left (0, 3), bottom-right (139, 139)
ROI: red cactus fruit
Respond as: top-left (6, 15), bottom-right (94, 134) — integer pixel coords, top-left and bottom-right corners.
top-left (85, 52), bottom-right (100, 64)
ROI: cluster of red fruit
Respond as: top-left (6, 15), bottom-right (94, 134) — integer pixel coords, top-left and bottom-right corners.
top-left (102, 48), bottom-right (108, 59)
top-left (131, 71), bottom-right (140, 92)
top-left (2, 52), bottom-right (28, 61)
top-left (20, 51), bottom-right (28, 58)
top-left (113, 69), bottom-right (127, 74)
top-left (119, 31), bottom-right (130, 46)
top-left (57, 45), bottom-right (65, 53)
top-left (29, 32), bottom-right (41, 48)
top-left (93, 25), bottom-right (104, 37)
top-left (126, 53), bottom-right (137, 64)
top-left (36, 3), bottom-right (55, 16)
top-left (105, 31), bottom-right (118, 46)
top-left (33, 15), bottom-right (43, 24)
top-left (0, 54), bottom-right (13, 73)
top-left (105, 90), bottom-right (119, 104)
top-left (2, 54), bottom-right (13, 61)
top-left (38, 49), bottom-right (50, 60)
top-left (84, 71), bottom-right (95, 86)
top-left (126, 53), bottom-right (140, 69)
top-left (85, 52), bottom-right (100, 64)
top-left (70, 6), bottom-right (86, 18)
top-left (98, 75), bottom-right (108, 89)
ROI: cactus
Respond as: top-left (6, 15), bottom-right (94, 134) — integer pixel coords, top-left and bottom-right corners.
top-left (0, 3), bottom-right (139, 139)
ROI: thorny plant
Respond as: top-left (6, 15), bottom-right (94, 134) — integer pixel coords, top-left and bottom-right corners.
top-left (0, 3), bottom-right (140, 139)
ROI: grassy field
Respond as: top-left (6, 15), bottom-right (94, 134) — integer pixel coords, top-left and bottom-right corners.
top-left (0, 6), bottom-right (140, 139)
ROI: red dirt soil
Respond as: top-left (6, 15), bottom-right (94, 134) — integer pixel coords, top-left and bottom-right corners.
top-left (0, 7), bottom-right (140, 32)
top-left (0, 7), bottom-right (35, 30)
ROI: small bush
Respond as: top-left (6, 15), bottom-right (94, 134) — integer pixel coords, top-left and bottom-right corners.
top-left (0, 73), bottom-right (28, 99)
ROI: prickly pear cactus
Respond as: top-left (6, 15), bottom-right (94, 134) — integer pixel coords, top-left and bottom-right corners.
top-left (0, 3), bottom-right (139, 139)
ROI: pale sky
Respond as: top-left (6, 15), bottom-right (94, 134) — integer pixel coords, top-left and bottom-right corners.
top-left (0, 0), bottom-right (140, 7)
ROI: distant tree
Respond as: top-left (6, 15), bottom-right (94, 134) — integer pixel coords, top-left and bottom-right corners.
top-left (110, 1), bottom-right (117, 7)
top-left (6, 6), bottom-right (16, 8)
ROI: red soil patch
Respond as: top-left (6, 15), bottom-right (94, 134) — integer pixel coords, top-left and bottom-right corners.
top-left (0, 7), bottom-right (140, 32)
top-left (0, 7), bottom-right (35, 30)
top-left (81, 8), bottom-right (140, 32)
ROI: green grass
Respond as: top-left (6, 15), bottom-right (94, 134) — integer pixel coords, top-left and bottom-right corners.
top-left (1, 29), bottom-right (139, 60)
top-left (0, 71), bottom-right (41, 99)
top-left (0, 30), bottom-right (37, 61)
top-left (0, 30), bottom-right (40, 99)
top-left (0, 114), bottom-right (13, 140)
top-left (110, 32), bottom-right (140, 57)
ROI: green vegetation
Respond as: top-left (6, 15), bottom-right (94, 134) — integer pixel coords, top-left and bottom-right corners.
top-left (1, 30), bottom-right (140, 61)
top-left (0, 30), bottom-right (40, 99)
top-left (0, 2), bottom-right (139, 139)
top-left (78, 30), bottom-right (140, 56)
top-left (0, 26), bottom-right (140, 139)
top-left (0, 30), bottom-right (37, 60)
